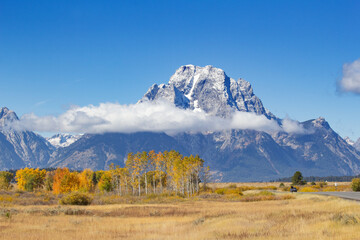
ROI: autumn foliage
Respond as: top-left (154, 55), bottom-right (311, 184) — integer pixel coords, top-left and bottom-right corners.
top-left (0, 171), bottom-right (13, 190)
top-left (11, 150), bottom-right (208, 197)
top-left (15, 168), bottom-right (46, 191)
top-left (53, 168), bottom-right (80, 194)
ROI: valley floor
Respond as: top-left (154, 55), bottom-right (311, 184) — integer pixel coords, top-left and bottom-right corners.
top-left (1, 193), bottom-right (360, 240)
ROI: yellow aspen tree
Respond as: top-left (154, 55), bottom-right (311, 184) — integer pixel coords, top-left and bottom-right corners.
top-left (125, 152), bottom-right (137, 196)
top-left (131, 152), bottom-right (142, 196)
top-left (15, 168), bottom-right (46, 191)
top-left (140, 151), bottom-right (149, 195)
top-left (148, 150), bottom-right (157, 193)
top-left (79, 169), bottom-right (94, 192)
top-left (98, 170), bottom-right (112, 192)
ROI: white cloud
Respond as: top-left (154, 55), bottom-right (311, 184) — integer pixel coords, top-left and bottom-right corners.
top-left (13, 101), bottom-right (305, 135)
top-left (339, 59), bottom-right (360, 94)
top-left (281, 118), bottom-right (308, 134)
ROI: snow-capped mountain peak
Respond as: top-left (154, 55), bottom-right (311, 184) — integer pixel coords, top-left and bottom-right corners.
top-left (0, 107), bottom-right (19, 128)
top-left (47, 133), bottom-right (83, 148)
top-left (140, 65), bottom-right (274, 119)
top-left (311, 117), bottom-right (331, 129)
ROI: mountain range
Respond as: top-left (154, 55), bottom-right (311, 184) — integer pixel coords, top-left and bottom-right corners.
top-left (1, 65), bottom-right (360, 181)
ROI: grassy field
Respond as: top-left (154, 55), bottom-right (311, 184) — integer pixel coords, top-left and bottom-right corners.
top-left (1, 184), bottom-right (360, 239)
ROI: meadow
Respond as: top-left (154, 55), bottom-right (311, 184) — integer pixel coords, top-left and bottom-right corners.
top-left (1, 182), bottom-right (360, 240)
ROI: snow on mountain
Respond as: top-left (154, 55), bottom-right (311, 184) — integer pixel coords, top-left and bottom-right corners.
top-left (0, 107), bottom-right (19, 128)
top-left (345, 137), bottom-right (355, 146)
top-left (47, 133), bottom-right (83, 148)
top-left (139, 65), bottom-right (275, 119)
top-left (344, 137), bottom-right (360, 152)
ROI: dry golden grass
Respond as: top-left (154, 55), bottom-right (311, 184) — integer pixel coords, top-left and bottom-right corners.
top-left (1, 193), bottom-right (360, 239)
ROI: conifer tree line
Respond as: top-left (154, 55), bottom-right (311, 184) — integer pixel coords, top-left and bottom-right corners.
top-left (0, 150), bottom-right (209, 197)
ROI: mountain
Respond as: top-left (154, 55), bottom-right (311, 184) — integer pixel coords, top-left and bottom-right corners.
top-left (47, 133), bottom-right (83, 148)
top-left (139, 65), bottom-right (275, 119)
top-left (272, 118), bottom-right (360, 177)
top-left (355, 139), bottom-right (360, 151)
top-left (0, 107), bottom-right (54, 170)
top-left (45, 118), bottom-right (360, 181)
top-left (1, 65), bottom-right (360, 181)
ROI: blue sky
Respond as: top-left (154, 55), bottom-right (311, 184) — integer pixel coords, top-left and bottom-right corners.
top-left (1, 0), bottom-right (360, 139)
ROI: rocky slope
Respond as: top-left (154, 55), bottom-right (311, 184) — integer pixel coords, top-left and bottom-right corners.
top-left (0, 107), bottom-right (55, 169)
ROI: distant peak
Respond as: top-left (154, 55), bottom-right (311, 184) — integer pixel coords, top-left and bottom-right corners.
top-left (0, 107), bottom-right (18, 121)
top-left (312, 117), bottom-right (330, 129)
top-left (313, 117), bottom-right (325, 122)
top-left (0, 107), bottom-right (10, 116)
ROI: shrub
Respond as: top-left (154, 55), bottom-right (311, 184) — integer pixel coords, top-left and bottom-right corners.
top-left (215, 188), bottom-right (226, 195)
top-left (200, 186), bottom-right (213, 193)
top-left (351, 178), bottom-right (360, 192)
top-left (282, 186), bottom-right (290, 192)
top-left (279, 183), bottom-right (285, 187)
top-left (259, 186), bottom-right (277, 190)
top-left (299, 187), bottom-right (317, 192)
top-left (60, 192), bottom-right (93, 205)
top-left (311, 181), bottom-right (316, 185)
top-left (258, 191), bottom-right (274, 196)
top-left (227, 184), bottom-right (237, 189)
top-left (333, 213), bottom-right (359, 225)
top-left (319, 181), bottom-right (328, 188)
top-left (322, 186), bottom-right (336, 192)
top-left (226, 188), bottom-right (243, 195)
top-left (214, 188), bottom-right (243, 195)
top-left (0, 171), bottom-right (13, 190)
top-left (238, 186), bottom-right (255, 191)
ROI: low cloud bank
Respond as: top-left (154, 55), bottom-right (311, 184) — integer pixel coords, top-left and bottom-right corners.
top-left (14, 101), bottom-right (306, 135)
top-left (339, 59), bottom-right (360, 94)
